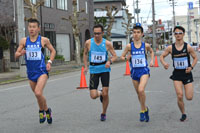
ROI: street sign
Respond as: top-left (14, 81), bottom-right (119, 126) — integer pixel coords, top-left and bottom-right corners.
top-left (188, 2), bottom-right (193, 10)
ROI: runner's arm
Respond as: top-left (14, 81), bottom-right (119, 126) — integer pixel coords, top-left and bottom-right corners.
top-left (120, 44), bottom-right (131, 61)
top-left (44, 37), bottom-right (56, 62)
top-left (188, 44), bottom-right (198, 69)
top-left (146, 43), bottom-right (154, 67)
top-left (15, 38), bottom-right (26, 59)
top-left (83, 40), bottom-right (89, 69)
top-left (160, 45), bottom-right (171, 66)
top-left (107, 41), bottom-right (117, 63)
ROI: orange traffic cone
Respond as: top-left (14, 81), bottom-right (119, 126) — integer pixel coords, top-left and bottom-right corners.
top-left (124, 60), bottom-right (131, 76)
top-left (77, 67), bottom-right (88, 89)
top-left (156, 48), bottom-right (159, 52)
top-left (154, 56), bottom-right (159, 67)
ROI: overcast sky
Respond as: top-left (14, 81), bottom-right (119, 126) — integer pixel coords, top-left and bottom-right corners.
top-left (126, 0), bottom-right (199, 24)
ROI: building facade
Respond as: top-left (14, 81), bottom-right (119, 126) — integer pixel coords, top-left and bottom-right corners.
top-left (175, 7), bottom-right (199, 46)
top-left (94, 0), bottom-right (129, 57)
top-left (0, 0), bottom-right (94, 69)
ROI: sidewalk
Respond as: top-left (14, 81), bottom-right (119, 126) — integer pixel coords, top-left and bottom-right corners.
top-left (0, 61), bottom-right (81, 85)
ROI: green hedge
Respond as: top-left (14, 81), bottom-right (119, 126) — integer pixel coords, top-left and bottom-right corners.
top-left (0, 36), bottom-right (9, 50)
top-left (45, 55), bottom-right (65, 61)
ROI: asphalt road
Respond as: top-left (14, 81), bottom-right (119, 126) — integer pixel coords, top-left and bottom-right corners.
top-left (0, 55), bottom-right (200, 133)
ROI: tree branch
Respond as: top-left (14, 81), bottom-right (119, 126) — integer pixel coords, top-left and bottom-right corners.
top-left (24, 0), bottom-right (32, 6)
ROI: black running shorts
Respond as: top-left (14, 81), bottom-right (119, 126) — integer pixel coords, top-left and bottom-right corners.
top-left (89, 72), bottom-right (110, 90)
top-left (170, 70), bottom-right (193, 85)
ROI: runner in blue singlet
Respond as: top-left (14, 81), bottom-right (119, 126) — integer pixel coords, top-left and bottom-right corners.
top-left (15, 18), bottom-right (56, 124)
top-left (121, 23), bottom-right (154, 122)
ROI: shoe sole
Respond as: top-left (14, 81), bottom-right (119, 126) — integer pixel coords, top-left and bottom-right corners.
top-left (180, 118), bottom-right (187, 122)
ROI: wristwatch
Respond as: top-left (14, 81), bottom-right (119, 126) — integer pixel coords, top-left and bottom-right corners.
top-left (191, 66), bottom-right (193, 70)
top-left (48, 60), bottom-right (52, 64)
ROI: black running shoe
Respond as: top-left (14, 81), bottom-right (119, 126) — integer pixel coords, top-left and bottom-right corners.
top-left (99, 89), bottom-right (103, 103)
top-left (100, 95), bottom-right (103, 103)
top-left (144, 107), bottom-right (150, 122)
top-left (39, 110), bottom-right (46, 124)
top-left (100, 114), bottom-right (106, 121)
top-left (180, 114), bottom-right (187, 122)
top-left (46, 108), bottom-right (52, 124)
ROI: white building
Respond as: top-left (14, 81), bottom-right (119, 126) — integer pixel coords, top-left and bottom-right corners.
top-left (175, 7), bottom-right (200, 45)
top-left (94, 0), bottom-right (131, 57)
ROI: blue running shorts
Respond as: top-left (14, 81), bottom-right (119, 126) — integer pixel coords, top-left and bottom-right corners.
top-left (27, 70), bottom-right (48, 82)
top-left (131, 67), bottom-right (150, 81)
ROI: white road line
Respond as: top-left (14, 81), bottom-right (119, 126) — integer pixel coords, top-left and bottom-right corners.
top-left (0, 74), bottom-right (80, 93)
top-left (0, 64), bottom-right (125, 93)
top-left (0, 84), bottom-right (28, 92)
top-left (47, 74), bottom-right (80, 83)
top-left (145, 90), bottom-right (166, 93)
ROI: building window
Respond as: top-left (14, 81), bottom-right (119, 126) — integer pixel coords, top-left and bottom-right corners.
top-left (113, 41), bottom-right (122, 50)
top-left (57, 0), bottom-right (67, 10)
top-left (44, 0), bottom-right (53, 8)
top-left (31, 0), bottom-right (36, 4)
top-left (85, 1), bottom-right (88, 14)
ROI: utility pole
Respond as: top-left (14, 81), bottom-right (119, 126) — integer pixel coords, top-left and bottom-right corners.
top-left (16, 0), bottom-right (26, 77)
top-left (169, 0), bottom-right (176, 26)
top-left (172, 0), bottom-right (176, 26)
top-left (136, 0), bottom-right (139, 23)
top-left (187, 2), bottom-right (192, 45)
top-left (194, 19), bottom-right (199, 47)
top-left (133, 0), bottom-right (136, 24)
top-left (199, 0), bottom-right (200, 13)
top-left (152, 0), bottom-right (156, 52)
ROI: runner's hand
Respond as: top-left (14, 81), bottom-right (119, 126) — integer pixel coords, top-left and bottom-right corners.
top-left (21, 49), bottom-right (26, 56)
top-left (105, 61), bottom-right (111, 68)
top-left (126, 54), bottom-right (131, 61)
top-left (84, 67), bottom-right (88, 75)
top-left (186, 67), bottom-right (192, 73)
top-left (149, 60), bottom-right (154, 67)
top-left (46, 63), bottom-right (51, 72)
top-left (163, 62), bottom-right (169, 69)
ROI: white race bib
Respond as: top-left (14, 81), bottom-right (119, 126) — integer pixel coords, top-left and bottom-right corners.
top-left (131, 54), bottom-right (146, 68)
top-left (91, 51), bottom-right (106, 63)
top-left (174, 57), bottom-right (188, 69)
top-left (26, 47), bottom-right (41, 60)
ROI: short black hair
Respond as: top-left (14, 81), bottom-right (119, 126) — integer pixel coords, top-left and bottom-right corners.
top-left (133, 24), bottom-right (143, 33)
top-left (173, 26), bottom-right (185, 33)
top-left (93, 24), bottom-right (104, 32)
top-left (28, 18), bottom-right (40, 27)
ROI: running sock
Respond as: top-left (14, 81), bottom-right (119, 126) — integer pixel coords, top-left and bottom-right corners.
top-left (140, 110), bottom-right (145, 113)
top-left (39, 110), bottom-right (44, 113)
top-left (45, 109), bottom-right (50, 114)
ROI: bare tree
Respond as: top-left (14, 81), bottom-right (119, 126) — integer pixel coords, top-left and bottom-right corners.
top-left (104, 5), bottom-right (119, 41)
top-left (0, 23), bottom-right (16, 72)
top-left (24, 0), bottom-right (45, 19)
top-left (62, 0), bottom-right (86, 65)
top-left (122, 8), bottom-right (133, 44)
top-left (0, 23), bottom-right (16, 46)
